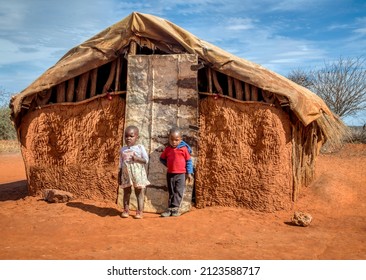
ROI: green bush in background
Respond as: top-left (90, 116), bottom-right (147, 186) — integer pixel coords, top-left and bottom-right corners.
top-left (0, 87), bottom-right (17, 140)
top-left (0, 106), bottom-right (16, 140)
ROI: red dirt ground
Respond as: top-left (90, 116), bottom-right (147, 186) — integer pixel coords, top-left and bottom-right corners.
top-left (0, 144), bottom-right (365, 260)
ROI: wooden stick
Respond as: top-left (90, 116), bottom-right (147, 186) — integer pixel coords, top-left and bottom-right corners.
top-left (103, 60), bottom-right (117, 93)
top-left (40, 91), bottom-right (126, 108)
top-left (199, 92), bottom-right (274, 106)
top-left (244, 83), bottom-right (251, 101)
top-left (76, 72), bottom-right (90, 101)
top-left (66, 78), bottom-right (75, 102)
top-left (212, 70), bottom-right (223, 95)
top-left (207, 68), bottom-right (213, 93)
top-left (56, 82), bottom-right (66, 103)
top-left (234, 79), bottom-right (243, 100)
top-left (129, 40), bottom-right (137, 55)
top-left (227, 76), bottom-right (233, 97)
top-left (115, 57), bottom-right (121, 92)
top-left (291, 123), bottom-right (300, 201)
top-left (90, 69), bottom-right (98, 97)
top-left (251, 85), bottom-right (258, 101)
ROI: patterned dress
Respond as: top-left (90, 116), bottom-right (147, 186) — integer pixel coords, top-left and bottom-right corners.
top-left (118, 144), bottom-right (150, 189)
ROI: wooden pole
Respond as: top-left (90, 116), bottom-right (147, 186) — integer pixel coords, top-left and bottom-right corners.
top-left (207, 68), bottom-right (213, 93)
top-left (115, 57), bottom-right (121, 92)
top-left (212, 70), bottom-right (223, 95)
top-left (103, 60), bottom-right (117, 93)
top-left (90, 69), bottom-right (98, 97)
top-left (76, 72), bottom-right (90, 101)
top-left (56, 82), bottom-right (66, 103)
top-left (244, 83), bottom-right (251, 101)
top-left (234, 79), bottom-right (243, 100)
top-left (251, 85), bottom-right (258, 101)
top-left (66, 78), bottom-right (75, 102)
top-left (227, 76), bottom-right (233, 97)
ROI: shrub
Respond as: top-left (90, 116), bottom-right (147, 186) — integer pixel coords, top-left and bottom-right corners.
top-left (0, 107), bottom-right (16, 140)
top-left (346, 125), bottom-right (366, 144)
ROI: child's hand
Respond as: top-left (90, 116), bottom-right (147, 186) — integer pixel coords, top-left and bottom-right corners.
top-left (131, 155), bottom-right (146, 164)
top-left (186, 173), bottom-right (194, 184)
top-left (118, 169), bottom-right (122, 185)
top-left (130, 152), bottom-right (138, 162)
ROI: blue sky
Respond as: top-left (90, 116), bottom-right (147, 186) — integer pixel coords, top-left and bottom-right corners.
top-left (0, 0), bottom-right (365, 124)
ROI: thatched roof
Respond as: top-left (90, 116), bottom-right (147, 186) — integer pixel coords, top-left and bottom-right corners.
top-left (10, 12), bottom-right (346, 144)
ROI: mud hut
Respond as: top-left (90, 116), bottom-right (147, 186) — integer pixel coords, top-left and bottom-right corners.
top-left (10, 12), bottom-right (346, 213)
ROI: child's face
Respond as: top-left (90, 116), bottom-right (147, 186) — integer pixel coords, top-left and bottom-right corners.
top-left (124, 128), bottom-right (138, 147)
top-left (169, 132), bottom-right (181, 148)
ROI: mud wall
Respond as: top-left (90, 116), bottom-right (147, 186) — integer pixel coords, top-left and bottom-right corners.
top-left (195, 97), bottom-right (293, 212)
top-left (19, 96), bottom-right (125, 201)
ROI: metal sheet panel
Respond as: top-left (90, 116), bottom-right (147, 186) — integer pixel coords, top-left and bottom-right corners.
top-left (122, 54), bottom-right (198, 213)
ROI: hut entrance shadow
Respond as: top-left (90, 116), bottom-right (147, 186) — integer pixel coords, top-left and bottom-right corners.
top-left (0, 180), bottom-right (28, 201)
top-left (66, 201), bottom-right (120, 217)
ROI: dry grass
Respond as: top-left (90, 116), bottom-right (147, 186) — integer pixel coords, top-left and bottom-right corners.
top-left (347, 126), bottom-right (366, 144)
top-left (0, 140), bottom-right (20, 153)
top-left (316, 113), bottom-right (350, 150)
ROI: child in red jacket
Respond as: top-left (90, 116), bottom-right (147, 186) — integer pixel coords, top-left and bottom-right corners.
top-left (159, 127), bottom-right (193, 217)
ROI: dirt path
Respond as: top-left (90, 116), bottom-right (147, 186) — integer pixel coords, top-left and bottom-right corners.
top-left (0, 144), bottom-right (365, 260)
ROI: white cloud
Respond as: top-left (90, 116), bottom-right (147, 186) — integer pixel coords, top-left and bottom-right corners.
top-left (225, 18), bottom-right (256, 31)
top-left (327, 24), bottom-right (350, 31)
top-left (354, 28), bottom-right (366, 35)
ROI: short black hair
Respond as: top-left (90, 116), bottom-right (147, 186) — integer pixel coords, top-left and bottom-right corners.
top-left (125, 125), bottom-right (139, 135)
top-left (169, 126), bottom-right (182, 136)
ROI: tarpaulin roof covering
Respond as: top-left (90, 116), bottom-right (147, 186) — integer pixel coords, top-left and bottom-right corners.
top-left (11, 12), bottom-right (336, 128)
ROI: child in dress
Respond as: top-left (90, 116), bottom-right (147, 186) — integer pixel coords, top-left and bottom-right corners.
top-left (159, 127), bottom-right (193, 217)
top-left (118, 125), bottom-right (150, 219)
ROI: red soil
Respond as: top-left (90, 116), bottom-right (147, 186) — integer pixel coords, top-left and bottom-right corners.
top-left (0, 144), bottom-right (365, 260)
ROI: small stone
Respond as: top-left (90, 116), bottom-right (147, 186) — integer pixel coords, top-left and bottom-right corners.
top-left (43, 189), bottom-right (74, 203)
top-left (291, 211), bottom-right (312, 227)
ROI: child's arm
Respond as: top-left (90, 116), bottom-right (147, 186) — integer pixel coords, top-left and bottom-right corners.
top-left (186, 173), bottom-right (193, 184)
top-left (118, 168), bottom-right (122, 185)
top-left (159, 148), bottom-right (167, 166)
top-left (118, 148), bottom-right (123, 185)
top-left (159, 158), bottom-right (167, 166)
top-left (131, 145), bottom-right (148, 164)
top-left (132, 156), bottom-right (147, 164)
top-left (185, 148), bottom-right (194, 183)
top-left (186, 158), bottom-right (193, 174)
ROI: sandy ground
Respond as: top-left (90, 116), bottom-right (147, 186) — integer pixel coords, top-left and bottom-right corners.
top-left (0, 144), bottom-right (365, 260)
